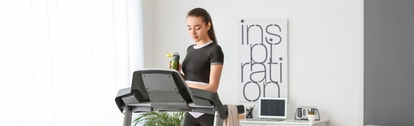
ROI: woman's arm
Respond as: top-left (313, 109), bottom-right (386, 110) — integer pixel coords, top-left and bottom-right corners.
top-left (187, 64), bottom-right (223, 92)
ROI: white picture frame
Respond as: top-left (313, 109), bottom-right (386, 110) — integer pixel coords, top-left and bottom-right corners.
top-left (237, 19), bottom-right (288, 102)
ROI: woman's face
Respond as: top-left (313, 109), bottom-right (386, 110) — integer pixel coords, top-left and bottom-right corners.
top-left (187, 16), bottom-right (210, 43)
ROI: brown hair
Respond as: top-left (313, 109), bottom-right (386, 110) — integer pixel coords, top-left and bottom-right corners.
top-left (187, 8), bottom-right (218, 44)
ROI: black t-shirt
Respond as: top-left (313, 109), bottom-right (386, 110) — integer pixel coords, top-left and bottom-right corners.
top-left (182, 42), bottom-right (224, 83)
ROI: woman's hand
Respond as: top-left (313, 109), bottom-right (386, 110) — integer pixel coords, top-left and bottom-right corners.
top-left (167, 61), bottom-right (182, 71)
top-left (168, 61), bottom-right (172, 69)
top-left (168, 62), bottom-right (185, 79)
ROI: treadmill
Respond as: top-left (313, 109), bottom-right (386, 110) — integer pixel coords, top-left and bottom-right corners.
top-left (115, 68), bottom-right (244, 126)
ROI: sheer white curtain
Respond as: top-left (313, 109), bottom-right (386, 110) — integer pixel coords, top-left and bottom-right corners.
top-left (0, 0), bottom-right (143, 126)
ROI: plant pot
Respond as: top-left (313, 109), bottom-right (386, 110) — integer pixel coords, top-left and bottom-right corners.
top-left (308, 115), bottom-right (316, 123)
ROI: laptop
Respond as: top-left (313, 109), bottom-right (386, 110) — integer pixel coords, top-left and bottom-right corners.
top-left (248, 97), bottom-right (287, 121)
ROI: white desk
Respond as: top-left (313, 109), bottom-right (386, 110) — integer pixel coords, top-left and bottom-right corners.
top-left (240, 119), bottom-right (328, 126)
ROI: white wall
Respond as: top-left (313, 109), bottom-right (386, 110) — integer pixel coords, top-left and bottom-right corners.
top-left (141, 0), bottom-right (155, 68)
top-left (142, 0), bottom-right (364, 126)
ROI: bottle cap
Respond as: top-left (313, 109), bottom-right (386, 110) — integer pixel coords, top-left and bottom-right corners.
top-left (166, 53), bottom-right (173, 58)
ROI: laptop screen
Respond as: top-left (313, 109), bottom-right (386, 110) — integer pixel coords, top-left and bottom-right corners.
top-left (258, 97), bottom-right (287, 119)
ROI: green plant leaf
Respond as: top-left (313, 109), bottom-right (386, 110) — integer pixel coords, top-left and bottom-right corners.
top-left (132, 111), bottom-right (185, 126)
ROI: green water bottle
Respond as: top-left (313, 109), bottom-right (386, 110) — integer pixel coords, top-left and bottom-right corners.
top-left (166, 52), bottom-right (180, 71)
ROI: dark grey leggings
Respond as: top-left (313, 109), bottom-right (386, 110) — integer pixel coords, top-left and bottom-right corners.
top-left (182, 112), bottom-right (214, 126)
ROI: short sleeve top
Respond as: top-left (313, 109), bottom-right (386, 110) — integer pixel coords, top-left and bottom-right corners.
top-left (182, 42), bottom-right (224, 83)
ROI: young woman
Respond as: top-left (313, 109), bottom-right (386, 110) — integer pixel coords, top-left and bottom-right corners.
top-left (170, 7), bottom-right (224, 126)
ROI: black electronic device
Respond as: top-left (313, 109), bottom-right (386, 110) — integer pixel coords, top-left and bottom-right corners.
top-left (258, 97), bottom-right (287, 120)
top-left (294, 106), bottom-right (321, 121)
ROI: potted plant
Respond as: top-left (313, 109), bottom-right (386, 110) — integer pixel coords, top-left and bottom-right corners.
top-left (307, 111), bottom-right (316, 123)
top-left (132, 111), bottom-right (185, 126)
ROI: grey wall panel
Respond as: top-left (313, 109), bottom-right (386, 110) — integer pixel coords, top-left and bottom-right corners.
top-left (364, 0), bottom-right (414, 125)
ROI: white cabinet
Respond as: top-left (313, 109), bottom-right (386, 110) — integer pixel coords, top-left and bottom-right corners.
top-left (239, 119), bottom-right (328, 126)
